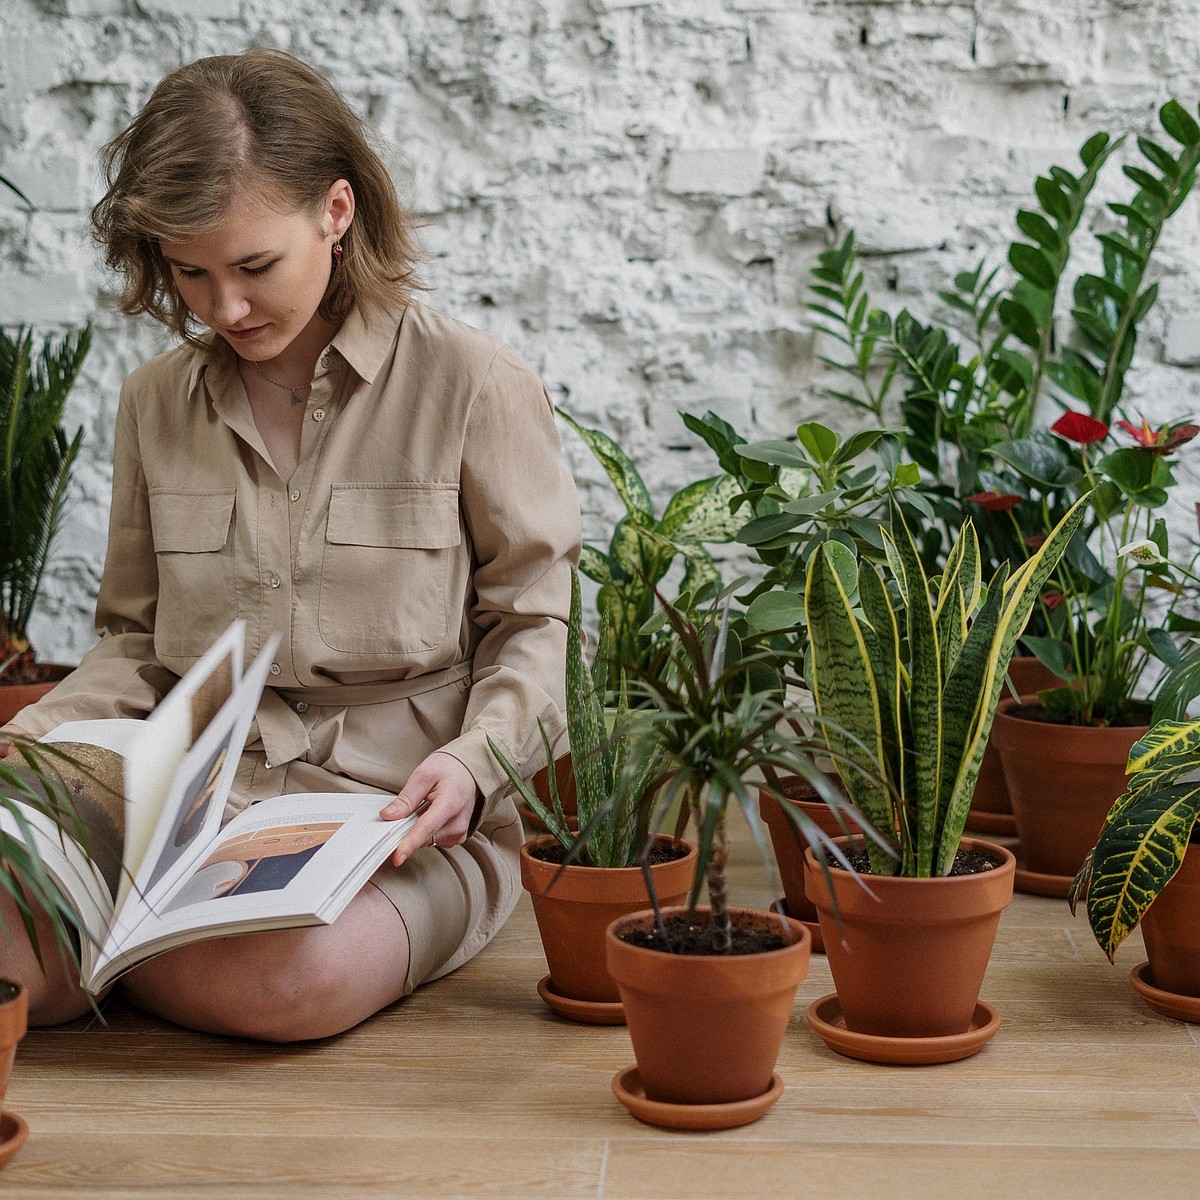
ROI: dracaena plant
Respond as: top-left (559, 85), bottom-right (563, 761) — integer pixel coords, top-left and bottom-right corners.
top-left (803, 494), bottom-right (1088, 878)
top-left (488, 567), bottom-right (658, 868)
top-left (808, 100), bottom-right (1200, 586)
top-left (602, 581), bottom-right (880, 953)
top-left (560, 411), bottom-right (742, 703)
top-left (1070, 715), bottom-right (1200, 961)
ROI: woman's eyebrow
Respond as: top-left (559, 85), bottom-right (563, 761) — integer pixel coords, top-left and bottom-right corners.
top-left (163, 250), bottom-right (273, 268)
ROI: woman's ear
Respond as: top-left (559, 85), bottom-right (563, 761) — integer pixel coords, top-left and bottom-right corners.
top-left (325, 178), bottom-right (354, 239)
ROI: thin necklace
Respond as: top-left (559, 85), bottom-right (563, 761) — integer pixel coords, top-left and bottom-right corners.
top-left (251, 358), bottom-right (312, 406)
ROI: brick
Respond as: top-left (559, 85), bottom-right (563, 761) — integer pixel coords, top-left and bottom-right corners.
top-left (0, 272), bottom-right (91, 326)
top-left (1164, 312), bottom-right (1200, 367)
top-left (664, 148), bottom-right (766, 197)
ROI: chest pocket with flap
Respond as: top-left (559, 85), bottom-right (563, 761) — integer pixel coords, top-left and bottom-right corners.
top-left (318, 484), bottom-right (462, 655)
top-left (149, 489), bottom-right (237, 657)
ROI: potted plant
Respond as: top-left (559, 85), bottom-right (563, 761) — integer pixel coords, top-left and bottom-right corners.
top-left (991, 411), bottom-right (1200, 894)
top-left (1070, 715), bottom-right (1200, 1022)
top-left (490, 568), bottom-right (696, 1024)
top-left (599, 584), bottom-right (875, 1130)
top-left (0, 737), bottom-right (99, 1168)
top-left (799, 495), bottom-right (1086, 1064)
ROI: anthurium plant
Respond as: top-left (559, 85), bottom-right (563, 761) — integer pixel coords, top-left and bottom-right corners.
top-left (804, 495), bottom-right (1088, 877)
top-left (1001, 410), bottom-right (1200, 726)
top-left (1070, 715), bottom-right (1200, 960)
top-left (559, 411), bottom-right (742, 702)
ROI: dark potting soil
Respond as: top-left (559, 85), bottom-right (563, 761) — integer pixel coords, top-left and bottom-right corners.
top-left (838, 846), bottom-right (1002, 876)
top-left (618, 913), bottom-right (790, 956)
top-left (530, 840), bottom-right (689, 869)
top-left (1008, 701), bottom-right (1153, 728)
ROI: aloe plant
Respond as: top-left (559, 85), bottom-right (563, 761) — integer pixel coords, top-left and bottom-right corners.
top-left (804, 494), bottom-right (1089, 877)
top-left (560, 411), bottom-right (741, 700)
top-left (1070, 716), bottom-right (1200, 960)
top-left (489, 567), bottom-right (659, 868)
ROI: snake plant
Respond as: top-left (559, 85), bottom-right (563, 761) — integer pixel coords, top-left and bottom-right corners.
top-left (804, 493), bottom-right (1089, 877)
top-left (1070, 716), bottom-right (1200, 960)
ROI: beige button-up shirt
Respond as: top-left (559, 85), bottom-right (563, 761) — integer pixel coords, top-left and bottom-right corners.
top-left (18, 300), bottom-right (581, 821)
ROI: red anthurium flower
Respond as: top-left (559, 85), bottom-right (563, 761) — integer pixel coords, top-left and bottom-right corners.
top-left (1117, 418), bottom-right (1200, 454)
top-left (1051, 411), bottom-right (1109, 444)
top-left (1041, 590), bottom-right (1065, 609)
top-left (967, 491), bottom-right (1022, 511)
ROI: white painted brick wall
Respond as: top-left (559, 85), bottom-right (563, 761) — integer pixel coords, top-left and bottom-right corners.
top-left (2, 0), bottom-right (1200, 661)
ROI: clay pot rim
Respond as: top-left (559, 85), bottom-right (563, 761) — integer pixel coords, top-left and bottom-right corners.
top-left (607, 904), bottom-right (811, 957)
top-left (994, 693), bottom-right (1152, 734)
top-left (519, 832), bottom-right (695, 874)
top-left (801, 835), bottom-right (1016, 879)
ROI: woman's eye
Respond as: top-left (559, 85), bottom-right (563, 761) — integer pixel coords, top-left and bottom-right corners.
top-left (176, 267), bottom-right (203, 279)
top-left (244, 263), bottom-right (274, 277)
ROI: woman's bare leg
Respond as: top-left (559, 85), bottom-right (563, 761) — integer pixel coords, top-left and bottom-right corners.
top-left (0, 888), bottom-right (96, 1025)
top-left (118, 883), bottom-right (411, 1042)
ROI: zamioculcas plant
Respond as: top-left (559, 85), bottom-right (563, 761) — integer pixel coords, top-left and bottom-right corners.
top-left (804, 493), bottom-right (1089, 877)
top-left (490, 567), bottom-right (659, 868)
top-left (1070, 715), bottom-right (1200, 960)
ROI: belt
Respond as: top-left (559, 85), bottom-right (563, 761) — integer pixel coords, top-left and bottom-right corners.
top-left (252, 661), bottom-right (474, 769)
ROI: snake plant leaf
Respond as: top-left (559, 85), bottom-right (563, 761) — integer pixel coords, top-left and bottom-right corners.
top-left (1083, 780), bottom-right (1200, 961)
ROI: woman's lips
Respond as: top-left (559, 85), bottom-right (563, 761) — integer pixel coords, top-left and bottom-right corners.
top-left (226, 324), bottom-right (267, 341)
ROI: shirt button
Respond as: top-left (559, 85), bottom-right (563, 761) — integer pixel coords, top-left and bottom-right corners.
top-left (270, 574), bottom-right (281, 589)
top-left (264, 760), bottom-right (272, 770)
top-left (295, 701), bottom-right (309, 714)
top-left (290, 489), bottom-right (300, 502)
top-left (270, 662), bottom-right (282, 676)
top-left (312, 409), bottom-right (325, 422)
top-left (320, 351), bottom-right (332, 368)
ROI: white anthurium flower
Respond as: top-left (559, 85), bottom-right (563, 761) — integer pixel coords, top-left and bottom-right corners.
top-left (1119, 539), bottom-right (1165, 566)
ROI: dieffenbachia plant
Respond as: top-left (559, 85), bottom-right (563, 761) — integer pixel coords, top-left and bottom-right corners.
top-left (804, 493), bottom-right (1089, 877)
top-left (1070, 717), bottom-right (1200, 960)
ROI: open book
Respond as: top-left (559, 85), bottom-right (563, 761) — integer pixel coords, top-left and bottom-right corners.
top-left (2, 621), bottom-right (422, 994)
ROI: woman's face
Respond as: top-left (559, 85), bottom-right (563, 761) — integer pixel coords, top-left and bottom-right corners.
top-left (159, 180), bottom-right (352, 363)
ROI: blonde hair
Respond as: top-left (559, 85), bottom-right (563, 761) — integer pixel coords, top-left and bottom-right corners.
top-left (91, 48), bottom-right (423, 344)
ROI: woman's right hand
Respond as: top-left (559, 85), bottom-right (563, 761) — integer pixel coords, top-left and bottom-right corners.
top-left (0, 725), bottom-right (29, 758)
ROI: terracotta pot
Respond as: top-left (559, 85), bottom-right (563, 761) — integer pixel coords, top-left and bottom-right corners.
top-left (966, 657), bottom-right (1060, 835)
top-left (520, 834), bottom-right (696, 1011)
top-left (1140, 841), bottom-right (1200, 998)
top-left (993, 697), bottom-right (1149, 878)
top-left (0, 666), bottom-right (73, 727)
top-left (804, 837), bottom-right (1015, 1039)
top-left (606, 906), bottom-right (810, 1107)
top-left (759, 779), bottom-right (859, 947)
top-left (0, 981), bottom-right (28, 1162)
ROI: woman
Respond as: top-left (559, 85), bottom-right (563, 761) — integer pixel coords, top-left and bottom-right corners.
top-left (0, 48), bottom-right (579, 1040)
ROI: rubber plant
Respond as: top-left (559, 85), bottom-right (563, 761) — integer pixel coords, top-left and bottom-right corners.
top-left (1070, 715), bottom-right (1200, 961)
top-left (803, 493), bottom-right (1089, 877)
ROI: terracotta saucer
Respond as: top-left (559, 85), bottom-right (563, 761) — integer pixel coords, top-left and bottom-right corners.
top-left (0, 1111), bottom-right (29, 1170)
top-left (806, 993), bottom-right (1002, 1065)
top-left (771, 898), bottom-right (824, 954)
top-left (1128, 962), bottom-right (1200, 1023)
top-left (611, 1065), bottom-right (784, 1130)
top-left (964, 809), bottom-right (1018, 837)
top-left (1013, 858), bottom-right (1074, 899)
top-left (536, 975), bottom-right (625, 1025)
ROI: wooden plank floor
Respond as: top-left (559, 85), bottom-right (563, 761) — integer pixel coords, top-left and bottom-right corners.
top-left (3, 811), bottom-right (1198, 1199)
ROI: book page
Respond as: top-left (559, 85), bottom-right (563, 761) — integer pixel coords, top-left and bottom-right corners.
top-left (120, 619), bottom-right (248, 889)
top-left (87, 792), bottom-right (415, 992)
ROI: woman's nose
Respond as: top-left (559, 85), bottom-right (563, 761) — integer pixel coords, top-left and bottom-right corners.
top-left (211, 281), bottom-right (251, 326)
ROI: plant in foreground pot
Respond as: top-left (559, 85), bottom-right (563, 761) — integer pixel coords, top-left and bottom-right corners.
top-left (490, 568), bottom-right (697, 1023)
top-left (1070, 715), bottom-right (1200, 1019)
top-left (0, 737), bottom-right (100, 1167)
top-left (598, 584), bottom-right (880, 1127)
top-left (799, 494), bottom-right (1087, 1061)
